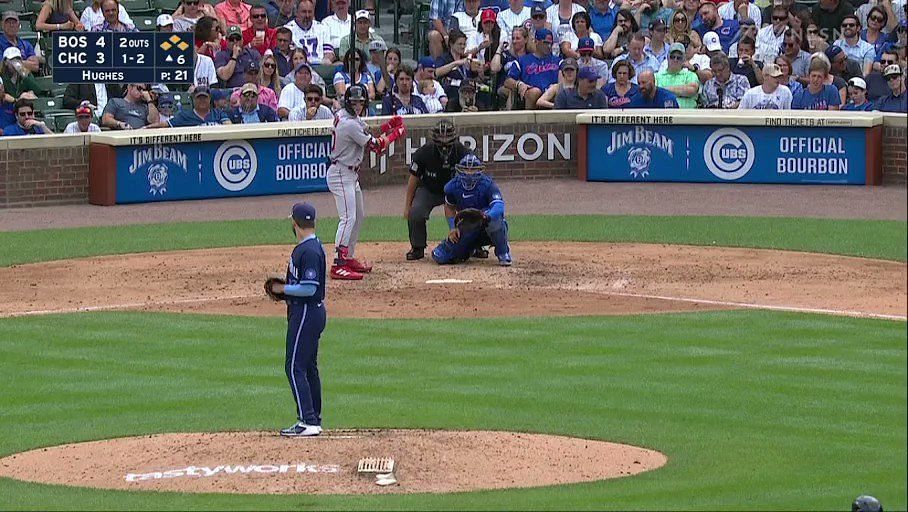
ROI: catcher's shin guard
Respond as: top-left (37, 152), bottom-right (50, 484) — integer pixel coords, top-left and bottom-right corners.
top-left (486, 218), bottom-right (511, 258)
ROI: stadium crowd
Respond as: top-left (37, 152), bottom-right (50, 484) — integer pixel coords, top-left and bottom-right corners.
top-left (1, 0), bottom-right (906, 135)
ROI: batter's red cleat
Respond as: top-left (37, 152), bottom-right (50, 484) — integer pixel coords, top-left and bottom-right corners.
top-left (346, 258), bottom-right (373, 273)
top-left (330, 265), bottom-right (364, 280)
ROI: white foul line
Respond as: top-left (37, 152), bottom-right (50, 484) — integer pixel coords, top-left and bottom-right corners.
top-left (598, 290), bottom-right (907, 321)
top-left (0, 292), bottom-right (904, 322)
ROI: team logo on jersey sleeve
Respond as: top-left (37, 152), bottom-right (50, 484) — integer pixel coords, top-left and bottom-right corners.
top-left (305, 268), bottom-right (318, 280)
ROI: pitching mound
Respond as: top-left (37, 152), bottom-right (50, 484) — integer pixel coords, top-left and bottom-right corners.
top-left (0, 242), bottom-right (904, 320)
top-left (0, 430), bottom-right (666, 494)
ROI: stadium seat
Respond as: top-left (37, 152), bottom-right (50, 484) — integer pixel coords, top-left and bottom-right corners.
top-left (32, 75), bottom-right (54, 97)
top-left (132, 14), bottom-right (158, 30)
top-left (19, 29), bottom-right (39, 47)
top-left (120, 0), bottom-right (157, 15)
top-left (154, 0), bottom-right (181, 14)
top-left (31, 96), bottom-right (66, 116)
top-left (411, 1), bottom-right (429, 59)
top-left (73, 0), bottom-right (87, 13)
top-left (52, 112), bottom-right (77, 132)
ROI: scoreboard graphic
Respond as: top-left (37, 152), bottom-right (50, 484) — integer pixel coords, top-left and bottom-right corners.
top-left (53, 32), bottom-right (195, 84)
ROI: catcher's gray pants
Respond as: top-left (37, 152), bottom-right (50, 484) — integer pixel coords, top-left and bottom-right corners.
top-left (407, 186), bottom-right (445, 250)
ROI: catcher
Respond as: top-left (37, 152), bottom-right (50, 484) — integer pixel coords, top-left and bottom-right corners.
top-left (265, 201), bottom-right (327, 437)
top-left (431, 154), bottom-right (512, 266)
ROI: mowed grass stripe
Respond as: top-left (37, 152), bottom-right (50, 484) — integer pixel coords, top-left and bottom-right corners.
top-left (0, 215), bottom-right (905, 266)
top-left (0, 310), bottom-right (904, 510)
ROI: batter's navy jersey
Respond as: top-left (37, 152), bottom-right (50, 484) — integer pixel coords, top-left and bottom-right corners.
top-left (444, 175), bottom-right (504, 212)
top-left (286, 235), bottom-right (327, 306)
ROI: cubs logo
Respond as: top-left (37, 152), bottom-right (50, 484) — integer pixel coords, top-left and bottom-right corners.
top-left (214, 140), bottom-right (258, 192)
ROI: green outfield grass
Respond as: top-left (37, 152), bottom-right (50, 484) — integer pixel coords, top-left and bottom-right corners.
top-left (0, 311), bottom-right (905, 511)
top-left (0, 215), bottom-right (905, 267)
top-left (0, 215), bottom-right (905, 510)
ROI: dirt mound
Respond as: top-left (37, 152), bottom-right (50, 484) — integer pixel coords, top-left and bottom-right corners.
top-left (0, 430), bottom-right (667, 494)
top-left (0, 242), bottom-right (904, 320)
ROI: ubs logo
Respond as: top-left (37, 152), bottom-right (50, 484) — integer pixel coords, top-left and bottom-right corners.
top-left (703, 128), bottom-right (754, 181)
top-left (214, 140), bottom-right (258, 191)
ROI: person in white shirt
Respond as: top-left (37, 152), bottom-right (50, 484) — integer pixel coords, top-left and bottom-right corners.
top-left (755, 5), bottom-right (789, 63)
top-left (80, 0), bottom-right (132, 31)
top-left (559, 11), bottom-right (603, 57)
top-left (498, 0), bottom-right (530, 38)
top-left (322, 0), bottom-right (351, 50)
top-left (284, 0), bottom-right (335, 65)
top-left (739, 62), bottom-right (793, 109)
top-left (288, 84), bottom-right (334, 120)
top-left (547, 0), bottom-right (585, 40)
top-left (718, 0), bottom-right (761, 28)
top-left (63, 103), bottom-right (101, 133)
top-left (194, 49), bottom-right (218, 88)
top-left (173, 0), bottom-right (203, 32)
top-left (415, 56), bottom-right (448, 111)
top-left (452, 0), bottom-right (483, 41)
top-left (278, 62), bottom-right (317, 118)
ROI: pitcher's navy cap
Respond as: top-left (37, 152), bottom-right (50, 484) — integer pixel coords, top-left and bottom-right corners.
top-left (291, 202), bottom-right (317, 223)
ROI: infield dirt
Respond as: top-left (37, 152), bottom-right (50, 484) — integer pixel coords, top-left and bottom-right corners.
top-left (0, 242), bottom-right (904, 319)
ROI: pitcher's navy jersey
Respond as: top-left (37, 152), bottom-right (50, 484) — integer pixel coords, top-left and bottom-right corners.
top-left (286, 234), bottom-right (326, 305)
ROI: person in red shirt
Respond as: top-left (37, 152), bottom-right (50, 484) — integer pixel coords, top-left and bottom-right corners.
top-left (215, 0), bottom-right (252, 30)
top-left (243, 5), bottom-right (276, 54)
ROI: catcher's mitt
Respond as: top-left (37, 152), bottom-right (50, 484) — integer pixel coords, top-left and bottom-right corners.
top-left (264, 277), bottom-right (287, 301)
top-left (454, 208), bottom-right (489, 235)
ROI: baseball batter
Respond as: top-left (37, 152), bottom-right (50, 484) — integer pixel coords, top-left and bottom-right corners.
top-left (328, 85), bottom-right (406, 280)
top-left (266, 202), bottom-right (327, 437)
top-left (432, 154), bottom-right (513, 266)
top-left (404, 119), bottom-right (469, 261)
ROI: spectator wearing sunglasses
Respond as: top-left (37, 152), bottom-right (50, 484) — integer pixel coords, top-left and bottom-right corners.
top-left (288, 84), bottom-right (333, 120)
top-left (875, 62), bottom-right (907, 110)
top-left (229, 61), bottom-right (279, 110)
top-left (1, 98), bottom-right (52, 136)
top-left (755, 6), bottom-right (790, 63)
top-left (229, 83), bottom-right (279, 123)
top-left (215, 0), bottom-right (253, 31)
top-left (101, 83), bottom-right (159, 130)
top-left (173, 0), bottom-right (203, 31)
top-left (242, 6), bottom-right (276, 55)
top-left (834, 14), bottom-right (876, 75)
top-left (861, 6), bottom-right (896, 58)
top-left (215, 25), bottom-right (263, 88)
top-left (865, 50), bottom-right (899, 98)
top-left (655, 42), bottom-right (699, 108)
top-left (148, 86), bottom-right (231, 127)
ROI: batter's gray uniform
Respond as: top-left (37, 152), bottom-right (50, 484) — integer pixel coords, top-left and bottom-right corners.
top-left (328, 110), bottom-right (376, 258)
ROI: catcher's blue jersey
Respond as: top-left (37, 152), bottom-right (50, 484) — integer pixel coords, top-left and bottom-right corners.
top-left (443, 175), bottom-right (504, 213)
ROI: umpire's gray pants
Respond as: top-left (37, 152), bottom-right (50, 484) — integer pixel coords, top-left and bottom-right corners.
top-left (408, 186), bottom-right (445, 250)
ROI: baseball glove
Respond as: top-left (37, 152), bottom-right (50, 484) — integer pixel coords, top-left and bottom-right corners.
top-left (264, 277), bottom-right (287, 301)
top-left (454, 208), bottom-right (489, 235)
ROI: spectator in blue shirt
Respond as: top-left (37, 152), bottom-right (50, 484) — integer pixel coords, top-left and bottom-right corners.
top-left (626, 69), bottom-right (679, 107)
top-left (2, 99), bottom-right (53, 136)
top-left (383, 65), bottom-right (429, 115)
top-left (150, 86), bottom-right (231, 127)
top-left (505, 27), bottom-right (560, 109)
top-left (587, 0), bottom-right (620, 40)
top-left (229, 83), bottom-right (280, 123)
top-left (792, 55), bottom-right (843, 109)
top-left (0, 77), bottom-right (14, 128)
top-left (1, 12), bottom-right (40, 74)
top-left (875, 63), bottom-right (908, 111)
top-left (429, 0), bottom-right (463, 34)
top-left (843, 76), bottom-right (874, 110)
top-left (696, 0), bottom-right (739, 54)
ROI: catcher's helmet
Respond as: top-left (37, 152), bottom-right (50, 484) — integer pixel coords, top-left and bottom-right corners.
top-left (455, 153), bottom-right (485, 191)
top-left (852, 496), bottom-right (882, 512)
top-left (344, 85), bottom-right (367, 116)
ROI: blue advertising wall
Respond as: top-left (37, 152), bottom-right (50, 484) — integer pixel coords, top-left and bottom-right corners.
top-left (587, 125), bottom-right (867, 185)
top-left (115, 137), bottom-right (331, 203)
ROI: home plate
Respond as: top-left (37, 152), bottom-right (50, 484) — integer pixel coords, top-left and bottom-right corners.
top-left (425, 279), bottom-right (473, 284)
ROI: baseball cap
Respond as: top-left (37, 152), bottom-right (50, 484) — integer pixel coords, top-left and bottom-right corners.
top-left (669, 42), bottom-right (685, 55)
top-left (883, 63), bottom-right (902, 77)
top-left (848, 76), bottom-right (867, 89)
top-left (531, 4), bottom-right (545, 16)
top-left (824, 44), bottom-right (844, 60)
top-left (150, 83), bottom-right (169, 94)
top-left (291, 202), bottom-right (317, 223)
top-left (240, 83), bottom-right (259, 95)
top-left (294, 62), bottom-right (312, 74)
top-left (226, 25), bottom-right (242, 38)
top-left (192, 85), bottom-right (211, 97)
top-left (246, 60), bottom-right (261, 72)
top-left (577, 36), bottom-right (595, 52)
top-left (560, 57), bottom-right (578, 70)
top-left (75, 105), bottom-right (93, 117)
top-left (762, 62), bottom-right (783, 77)
top-left (368, 39), bottom-right (387, 52)
top-left (535, 27), bottom-right (554, 43)
top-left (3, 47), bottom-right (22, 60)
top-left (418, 56), bottom-right (436, 69)
top-left (702, 31), bottom-right (721, 52)
top-left (355, 9), bottom-right (370, 21)
top-left (481, 8), bottom-right (497, 23)
top-left (578, 67), bottom-right (599, 81)
top-left (2, 11), bottom-right (19, 22)
top-left (156, 13), bottom-right (173, 26)
top-left (649, 19), bottom-right (666, 31)
top-left (158, 92), bottom-right (176, 107)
